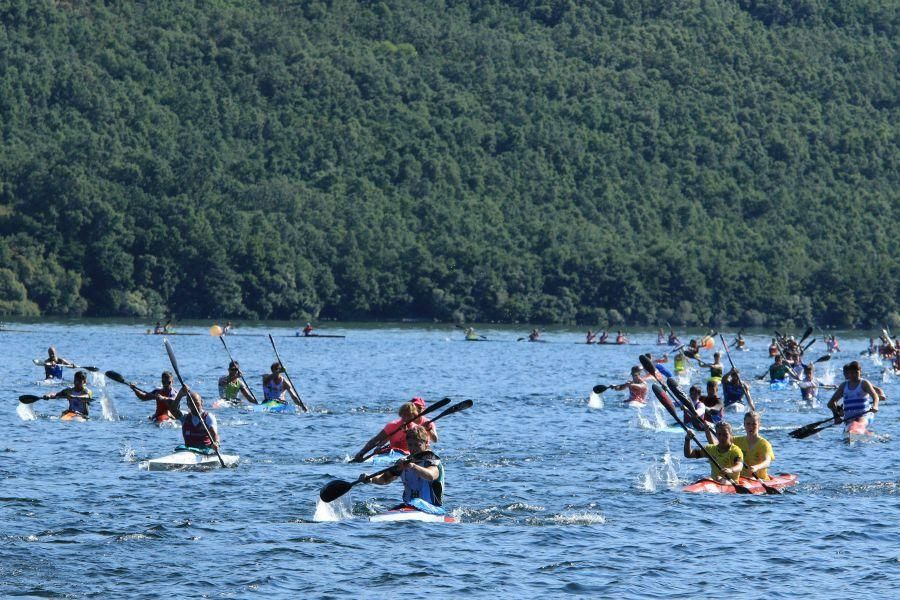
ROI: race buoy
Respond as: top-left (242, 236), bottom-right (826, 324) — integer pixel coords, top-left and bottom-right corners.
top-left (209, 325), bottom-right (223, 337)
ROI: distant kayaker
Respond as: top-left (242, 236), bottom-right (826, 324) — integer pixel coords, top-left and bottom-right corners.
top-left (827, 361), bottom-right (879, 432)
top-left (130, 371), bottom-right (182, 423)
top-left (699, 380), bottom-right (724, 423)
top-left (615, 331), bottom-right (628, 345)
top-left (768, 339), bottom-right (780, 357)
top-left (43, 370), bottom-right (92, 419)
top-left (352, 399), bottom-right (437, 462)
top-left (302, 322), bottom-right (314, 337)
top-left (222, 321), bottom-right (234, 335)
top-left (175, 387), bottom-right (219, 450)
top-left (683, 339), bottom-right (700, 359)
top-left (667, 330), bottom-right (681, 346)
top-left (362, 425), bottom-right (445, 513)
top-left (465, 327), bottom-right (478, 341)
top-left (217, 361), bottom-right (255, 405)
top-left (585, 330), bottom-right (596, 344)
top-left (732, 331), bottom-right (746, 350)
top-left (684, 421), bottom-right (743, 483)
top-left (733, 412), bottom-right (774, 480)
top-left (657, 328), bottom-right (666, 345)
top-left (528, 328), bottom-right (541, 342)
top-left (42, 347), bottom-right (74, 380)
top-left (826, 335), bottom-right (840, 353)
top-left (153, 321), bottom-right (164, 334)
top-left (765, 355), bottom-right (792, 382)
top-left (598, 330), bottom-right (609, 344)
top-left (798, 364), bottom-right (834, 405)
top-left (612, 366), bottom-right (648, 405)
top-left (695, 351), bottom-right (724, 385)
top-left (722, 369), bottom-right (755, 411)
top-left (673, 348), bottom-right (688, 376)
top-left (262, 362), bottom-right (302, 405)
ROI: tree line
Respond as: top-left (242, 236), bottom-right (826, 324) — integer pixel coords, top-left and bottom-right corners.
top-left (0, 0), bottom-right (896, 328)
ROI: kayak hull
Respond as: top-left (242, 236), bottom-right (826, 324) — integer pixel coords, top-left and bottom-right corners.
top-left (248, 400), bottom-right (292, 413)
top-left (769, 379), bottom-right (791, 391)
top-left (369, 506), bottom-right (456, 523)
top-left (683, 474), bottom-right (798, 495)
top-left (144, 450), bottom-right (240, 471)
top-left (61, 411), bottom-right (87, 422)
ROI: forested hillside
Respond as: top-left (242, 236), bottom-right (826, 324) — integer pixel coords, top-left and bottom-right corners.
top-left (0, 0), bottom-right (896, 327)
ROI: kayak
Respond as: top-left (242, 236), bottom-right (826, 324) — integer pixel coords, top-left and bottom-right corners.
top-left (144, 448), bottom-right (240, 471)
top-left (724, 402), bottom-right (747, 414)
top-left (363, 448), bottom-right (409, 466)
top-left (247, 399), bottom-right (292, 413)
top-left (683, 473), bottom-right (798, 495)
top-left (845, 418), bottom-right (872, 441)
top-left (769, 379), bottom-right (791, 391)
top-left (60, 411), bottom-right (87, 422)
top-left (369, 505), bottom-right (457, 523)
top-left (624, 400), bottom-right (647, 409)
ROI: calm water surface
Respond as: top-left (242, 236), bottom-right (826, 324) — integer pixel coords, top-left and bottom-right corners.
top-left (1, 323), bottom-right (897, 598)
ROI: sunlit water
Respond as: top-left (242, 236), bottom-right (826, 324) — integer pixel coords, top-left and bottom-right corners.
top-left (1, 323), bottom-right (897, 597)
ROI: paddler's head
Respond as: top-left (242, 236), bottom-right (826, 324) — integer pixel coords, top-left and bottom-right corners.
top-left (714, 421), bottom-right (733, 447)
top-left (73, 370), bottom-right (87, 389)
top-left (227, 361), bottom-right (240, 378)
top-left (405, 425), bottom-right (431, 454)
top-left (48, 346), bottom-right (57, 360)
top-left (270, 362), bottom-right (282, 375)
top-left (398, 402), bottom-right (419, 420)
top-left (713, 352), bottom-right (721, 362)
top-left (630, 366), bottom-right (643, 381)
top-left (743, 411), bottom-right (760, 437)
top-left (689, 385), bottom-right (701, 400)
top-left (706, 381), bottom-right (718, 398)
top-left (411, 397), bottom-right (426, 410)
top-left (844, 361), bottom-right (861, 382)
top-left (186, 391), bottom-right (204, 415)
top-left (161, 371), bottom-right (173, 388)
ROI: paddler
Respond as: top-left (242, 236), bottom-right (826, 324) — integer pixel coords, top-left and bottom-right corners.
top-left (222, 321), bottom-right (234, 335)
top-left (826, 335), bottom-right (840, 353)
top-left (174, 387), bottom-right (220, 450)
top-left (695, 351), bottom-right (724, 386)
top-left (42, 347), bottom-right (74, 380)
top-left (721, 369), bottom-right (756, 411)
top-left (827, 361), bottom-right (879, 432)
top-left (768, 339), bottom-right (780, 357)
top-left (302, 322), bottom-right (314, 337)
top-left (699, 380), bottom-right (724, 423)
top-left (657, 328), bottom-right (666, 344)
top-left (733, 412), bottom-right (774, 480)
top-left (683, 339), bottom-right (701, 359)
top-left (612, 366), bottom-right (648, 405)
top-left (585, 329), bottom-right (596, 344)
top-left (615, 331), bottom-right (629, 345)
top-left (528, 328), bottom-right (541, 342)
top-left (262, 362), bottom-right (302, 405)
top-left (667, 330), bottom-right (681, 346)
top-left (683, 421), bottom-right (744, 483)
top-left (43, 370), bottom-right (92, 419)
top-left (764, 355), bottom-right (792, 382)
top-left (598, 330), bottom-right (609, 344)
top-left (361, 425), bottom-right (446, 514)
top-left (352, 399), bottom-right (438, 462)
top-left (465, 327), bottom-right (479, 341)
top-left (732, 331), bottom-right (746, 350)
top-left (673, 348), bottom-right (688, 376)
top-left (130, 371), bottom-right (182, 423)
top-left (217, 361), bottom-right (255, 405)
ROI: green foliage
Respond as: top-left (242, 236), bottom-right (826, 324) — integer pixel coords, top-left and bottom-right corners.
top-left (0, 0), bottom-right (896, 326)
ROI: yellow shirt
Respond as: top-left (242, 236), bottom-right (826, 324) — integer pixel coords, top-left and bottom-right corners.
top-left (702, 443), bottom-right (743, 480)
top-left (734, 435), bottom-right (774, 480)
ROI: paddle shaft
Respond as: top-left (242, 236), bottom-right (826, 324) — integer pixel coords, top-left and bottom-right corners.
top-left (219, 337), bottom-right (259, 404)
top-left (268, 334), bottom-right (308, 411)
top-left (164, 339), bottom-right (226, 467)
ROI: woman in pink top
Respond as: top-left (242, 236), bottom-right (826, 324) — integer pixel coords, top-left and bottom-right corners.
top-left (352, 398), bottom-right (437, 462)
top-left (612, 366), bottom-right (648, 405)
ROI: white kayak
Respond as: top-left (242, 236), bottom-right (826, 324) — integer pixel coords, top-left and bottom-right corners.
top-left (369, 505), bottom-right (456, 523)
top-left (143, 449), bottom-right (240, 471)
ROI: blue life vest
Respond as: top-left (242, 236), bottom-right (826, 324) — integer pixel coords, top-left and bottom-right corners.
top-left (401, 452), bottom-right (444, 507)
top-left (263, 377), bottom-right (286, 401)
top-left (65, 388), bottom-right (92, 416)
top-left (46, 364), bottom-right (64, 380)
top-left (722, 382), bottom-right (744, 407)
top-left (842, 380), bottom-right (870, 418)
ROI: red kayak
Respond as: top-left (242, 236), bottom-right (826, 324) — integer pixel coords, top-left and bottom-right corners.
top-left (683, 473), bottom-right (798, 495)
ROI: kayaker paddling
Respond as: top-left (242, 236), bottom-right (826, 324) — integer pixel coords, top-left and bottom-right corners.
top-left (528, 328), bottom-right (541, 342)
top-left (130, 371), bottom-right (182, 423)
top-left (43, 370), bottom-right (92, 419)
top-left (683, 421), bottom-right (743, 483)
top-left (361, 425), bottom-right (446, 515)
top-left (41, 347), bottom-right (75, 380)
top-left (174, 387), bottom-right (220, 451)
top-left (262, 362), bottom-right (302, 406)
top-left (612, 366), bottom-right (648, 405)
top-left (733, 412), bottom-right (775, 480)
top-left (827, 361), bottom-right (879, 434)
top-left (722, 369), bottom-right (755, 411)
top-left (217, 361), bottom-right (255, 405)
top-left (353, 399), bottom-right (437, 462)
top-left (302, 322), bottom-right (314, 337)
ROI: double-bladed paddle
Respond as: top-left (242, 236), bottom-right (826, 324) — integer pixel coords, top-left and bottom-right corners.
top-left (164, 339), bottom-right (226, 468)
top-left (651, 384), bottom-right (754, 494)
top-left (33, 359), bottom-right (99, 373)
top-left (323, 400), bottom-right (473, 502)
top-left (789, 409), bottom-right (876, 439)
top-left (104, 370), bottom-right (150, 396)
top-left (268, 334), bottom-right (308, 412)
top-left (18, 394), bottom-right (41, 404)
top-left (218, 337), bottom-right (259, 404)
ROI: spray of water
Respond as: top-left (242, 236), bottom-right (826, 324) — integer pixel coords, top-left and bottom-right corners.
top-left (313, 495), bottom-right (354, 522)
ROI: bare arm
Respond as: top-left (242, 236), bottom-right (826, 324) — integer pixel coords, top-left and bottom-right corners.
top-left (353, 431), bottom-right (390, 462)
top-left (684, 435), bottom-right (703, 459)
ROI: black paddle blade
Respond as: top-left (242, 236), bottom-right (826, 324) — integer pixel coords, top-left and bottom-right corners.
top-left (814, 354), bottom-right (831, 363)
top-left (421, 397), bottom-right (451, 417)
top-left (789, 423), bottom-right (825, 439)
top-left (18, 394), bottom-right (41, 404)
top-left (592, 384), bottom-right (608, 394)
top-left (638, 354), bottom-right (657, 376)
top-left (799, 326), bottom-right (813, 344)
top-left (105, 371), bottom-right (127, 385)
top-left (81, 366), bottom-right (100, 372)
top-left (431, 399), bottom-right (473, 422)
top-left (319, 479), bottom-right (355, 503)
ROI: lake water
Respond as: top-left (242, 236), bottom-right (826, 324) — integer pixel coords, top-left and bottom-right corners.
top-left (1, 323), bottom-right (897, 598)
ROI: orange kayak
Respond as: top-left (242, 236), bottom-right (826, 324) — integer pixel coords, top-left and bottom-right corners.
top-left (61, 411), bottom-right (87, 422)
top-left (683, 474), bottom-right (798, 495)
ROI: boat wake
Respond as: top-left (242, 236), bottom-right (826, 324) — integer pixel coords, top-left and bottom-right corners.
top-left (312, 496), bottom-right (353, 522)
top-left (16, 403), bottom-right (36, 421)
top-left (641, 448), bottom-right (681, 492)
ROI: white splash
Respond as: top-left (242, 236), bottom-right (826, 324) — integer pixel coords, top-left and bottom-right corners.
top-left (16, 403), bottom-right (37, 421)
top-left (588, 391), bottom-right (603, 409)
top-left (313, 496), bottom-right (353, 522)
